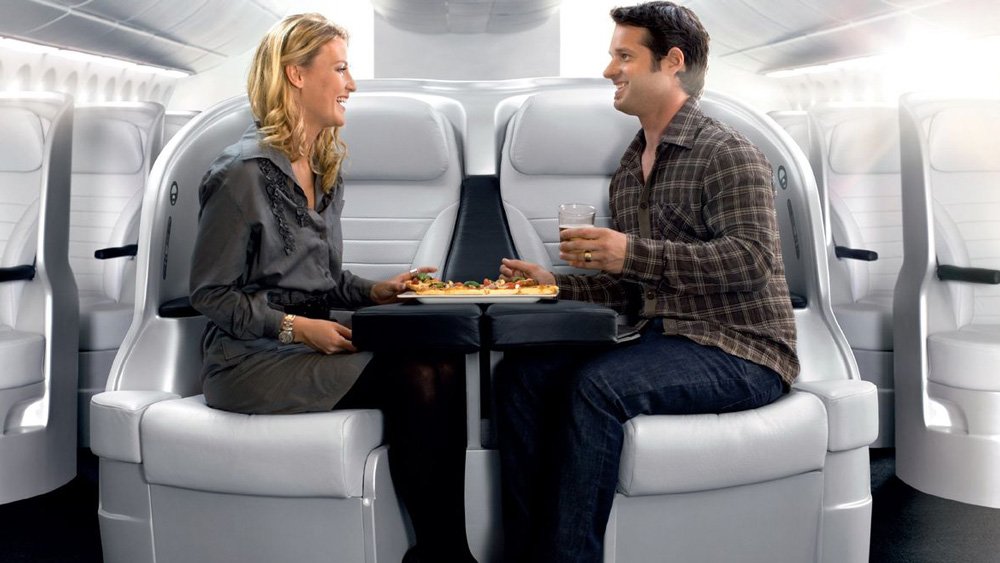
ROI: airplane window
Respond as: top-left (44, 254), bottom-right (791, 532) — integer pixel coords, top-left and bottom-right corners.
top-left (16, 64), bottom-right (30, 91)
top-left (104, 77), bottom-right (116, 100)
top-left (137, 82), bottom-right (148, 100)
top-left (85, 75), bottom-right (98, 102)
top-left (62, 72), bottom-right (78, 97)
top-left (122, 80), bottom-right (133, 101)
top-left (41, 68), bottom-right (56, 91)
top-left (150, 84), bottom-right (161, 101)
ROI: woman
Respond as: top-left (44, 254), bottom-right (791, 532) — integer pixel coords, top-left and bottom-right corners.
top-left (189, 13), bottom-right (476, 563)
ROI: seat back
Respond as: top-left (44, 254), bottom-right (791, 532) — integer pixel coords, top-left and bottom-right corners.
top-left (339, 95), bottom-right (464, 280)
top-left (0, 92), bottom-right (78, 503)
top-left (810, 105), bottom-right (902, 310)
top-left (498, 89), bottom-right (856, 383)
top-left (71, 103), bottom-right (164, 304)
top-left (108, 94), bottom-right (463, 395)
top-left (163, 110), bottom-right (200, 145)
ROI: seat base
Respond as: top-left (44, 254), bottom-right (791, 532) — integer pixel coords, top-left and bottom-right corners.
top-left (896, 422), bottom-right (1000, 508)
top-left (854, 348), bottom-right (894, 447)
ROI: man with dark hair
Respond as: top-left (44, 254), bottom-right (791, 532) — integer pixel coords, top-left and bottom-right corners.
top-left (495, 2), bottom-right (798, 562)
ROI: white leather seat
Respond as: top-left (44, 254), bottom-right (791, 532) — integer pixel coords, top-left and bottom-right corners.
top-left (895, 94), bottom-right (1000, 507)
top-left (339, 95), bottom-right (463, 280)
top-left (809, 104), bottom-right (902, 447)
top-left (91, 93), bottom-right (464, 563)
top-left (498, 89), bottom-right (877, 563)
top-left (0, 93), bottom-right (79, 504)
top-left (163, 110), bottom-right (199, 145)
top-left (72, 102), bottom-right (164, 447)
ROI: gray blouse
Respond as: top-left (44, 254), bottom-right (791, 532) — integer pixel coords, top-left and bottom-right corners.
top-left (190, 125), bottom-right (376, 377)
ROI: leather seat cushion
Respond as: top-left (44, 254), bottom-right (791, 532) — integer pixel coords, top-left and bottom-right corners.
top-left (78, 292), bottom-right (132, 350)
top-left (928, 325), bottom-right (1000, 391)
top-left (833, 298), bottom-right (893, 351)
top-left (618, 391), bottom-right (828, 496)
top-left (0, 326), bottom-right (45, 389)
top-left (141, 395), bottom-right (384, 498)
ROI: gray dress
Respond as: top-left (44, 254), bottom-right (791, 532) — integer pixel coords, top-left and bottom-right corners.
top-left (190, 126), bottom-right (376, 414)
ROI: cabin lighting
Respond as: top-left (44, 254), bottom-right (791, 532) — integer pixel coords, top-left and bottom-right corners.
top-left (0, 36), bottom-right (189, 78)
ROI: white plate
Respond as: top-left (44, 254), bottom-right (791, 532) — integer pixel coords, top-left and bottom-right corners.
top-left (397, 290), bottom-right (558, 304)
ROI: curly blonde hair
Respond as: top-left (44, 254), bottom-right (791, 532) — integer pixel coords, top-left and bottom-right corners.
top-left (247, 13), bottom-right (348, 193)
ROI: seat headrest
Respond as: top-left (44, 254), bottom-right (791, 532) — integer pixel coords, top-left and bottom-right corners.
top-left (507, 91), bottom-right (638, 176)
top-left (0, 107), bottom-right (44, 173)
top-left (828, 115), bottom-right (900, 175)
top-left (340, 96), bottom-right (452, 181)
top-left (72, 117), bottom-right (145, 175)
top-left (929, 106), bottom-right (1000, 172)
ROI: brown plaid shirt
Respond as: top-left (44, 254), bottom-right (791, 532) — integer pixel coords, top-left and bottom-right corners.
top-left (556, 97), bottom-right (799, 386)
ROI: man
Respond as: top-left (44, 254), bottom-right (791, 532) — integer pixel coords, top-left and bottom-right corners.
top-left (495, 3), bottom-right (799, 562)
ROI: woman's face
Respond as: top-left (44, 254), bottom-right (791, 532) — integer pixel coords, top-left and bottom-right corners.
top-left (293, 36), bottom-right (355, 131)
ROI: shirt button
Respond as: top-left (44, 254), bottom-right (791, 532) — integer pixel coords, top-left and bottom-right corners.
top-left (646, 290), bottom-right (656, 300)
top-left (639, 202), bottom-right (648, 210)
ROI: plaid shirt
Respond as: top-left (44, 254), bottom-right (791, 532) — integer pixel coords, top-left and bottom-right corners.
top-left (556, 97), bottom-right (799, 386)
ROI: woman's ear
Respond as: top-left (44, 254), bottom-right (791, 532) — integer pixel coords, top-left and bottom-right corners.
top-left (285, 64), bottom-right (304, 88)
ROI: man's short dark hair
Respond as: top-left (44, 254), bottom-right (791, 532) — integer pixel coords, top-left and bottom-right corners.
top-left (610, 1), bottom-right (710, 97)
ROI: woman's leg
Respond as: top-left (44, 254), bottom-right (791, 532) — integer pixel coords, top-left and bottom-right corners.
top-left (375, 353), bottom-right (477, 563)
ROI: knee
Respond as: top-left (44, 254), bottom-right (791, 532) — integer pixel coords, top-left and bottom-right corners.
top-left (568, 367), bottom-right (619, 418)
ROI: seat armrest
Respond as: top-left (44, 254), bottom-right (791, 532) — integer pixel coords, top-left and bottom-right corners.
top-left (937, 264), bottom-right (1000, 285)
top-left (793, 380), bottom-right (878, 452)
top-left (159, 296), bottom-right (202, 318)
top-left (0, 264), bottom-right (35, 282)
top-left (90, 390), bottom-right (180, 463)
top-left (352, 302), bottom-right (482, 352)
top-left (94, 243), bottom-right (138, 259)
top-left (485, 300), bottom-right (617, 349)
top-left (835, 246), bottom-right (878, 261)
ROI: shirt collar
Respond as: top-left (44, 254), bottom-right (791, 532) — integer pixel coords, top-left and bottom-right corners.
top-left (656, 96), bottom-right (703, 151)
top-left (237, 124), bottom-right (298, 182)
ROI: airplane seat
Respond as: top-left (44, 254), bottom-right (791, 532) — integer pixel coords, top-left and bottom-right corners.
top-left (767, 110), bottom-right (822, 202)
top-left (162, 109), bottom-right (199, 145)
top-left (895, 94), bottom-right (1000, 507)
top-left (90, 93), bottom-right (465, 563)
top-left (72, 102), bottom-right (165, 448)
top-left (810, 105), bottom-right (902, 447)
top-left (339, 95), bottom-right (464, 280)
top-left (496, 89), bottom-right (877, 563)
top-left (0, 93), bottom-right (78, 504)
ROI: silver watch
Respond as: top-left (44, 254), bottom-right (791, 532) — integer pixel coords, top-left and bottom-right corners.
top-left (278, 314), bottom-right (296, 344)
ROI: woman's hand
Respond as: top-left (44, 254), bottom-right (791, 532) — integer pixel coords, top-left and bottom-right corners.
top-left (294, 317), bottom-right (357, 354)
top-left (499, 258), bottom-right (555, 285)
top-left (559, 226), bottom-right (627, 273)
top-left (370, 266), bottom-right (438, 304)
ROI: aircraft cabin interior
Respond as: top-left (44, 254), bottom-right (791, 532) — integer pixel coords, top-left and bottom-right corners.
top-left (0, 0), bottom-right (998, 562)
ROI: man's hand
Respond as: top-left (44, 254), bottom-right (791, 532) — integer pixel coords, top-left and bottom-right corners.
top-left (499, 258), bottom-right (555, 286)
top-left (559, 227), bottom-right (627, 273)
top-left (294, 317), bottom-right (357, 354)
top-left (370, 266), bottom-right (438, 304)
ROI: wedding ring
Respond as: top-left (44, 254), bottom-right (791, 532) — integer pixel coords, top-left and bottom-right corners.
top-left (584, 251), bottom-right (593, 263)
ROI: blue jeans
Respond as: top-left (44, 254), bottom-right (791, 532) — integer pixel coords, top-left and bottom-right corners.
top-left (495, 323), bottom-right (785, 563)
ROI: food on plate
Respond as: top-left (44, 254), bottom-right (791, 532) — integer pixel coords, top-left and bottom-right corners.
top-left (404, 272), bottom-right (558, 296)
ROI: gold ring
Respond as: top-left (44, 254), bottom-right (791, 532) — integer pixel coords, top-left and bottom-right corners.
top-left (584, 251), bottom-right (593, 263)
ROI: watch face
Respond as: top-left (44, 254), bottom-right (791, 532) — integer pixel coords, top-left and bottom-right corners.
top-left (279, 330), bottom-right (294, 344)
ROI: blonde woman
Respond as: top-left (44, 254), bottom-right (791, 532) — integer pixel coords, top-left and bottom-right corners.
top-left (189, 14), bottom-right (477, 563)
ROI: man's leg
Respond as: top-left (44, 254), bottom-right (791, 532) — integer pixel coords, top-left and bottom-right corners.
top-left (494, 347), bottom-right (593, 563)
top-left (543, 329), bottom-right (785, 563)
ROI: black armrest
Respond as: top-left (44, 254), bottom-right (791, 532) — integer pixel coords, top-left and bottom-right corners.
top-left (485, 300), bottom-right (618, 350)
top-left (0, 264), bottom-right (35, 282)
top-left (353, 302), bottom-right (482, 353)
top-left (159, 297), bottom-right (202, 318)
top-left (835, 246), bottom-right (878, 261)
top-left (94, 244), bottom-right (138, 260)
top-left (789, 293), bottom-right (807, 309)
top-left (937, 264), bottom-right (1000, 285)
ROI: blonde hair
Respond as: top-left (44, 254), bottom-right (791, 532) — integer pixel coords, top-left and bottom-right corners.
top-left (247, 13), bottom-right (348, 193)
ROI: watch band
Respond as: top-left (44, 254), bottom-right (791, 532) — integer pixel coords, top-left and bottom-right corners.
top-left (279, 313), bottom-right (296, 343)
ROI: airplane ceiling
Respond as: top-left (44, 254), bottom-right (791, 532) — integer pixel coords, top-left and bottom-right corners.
top-left (0, 0), bottom-right (997, 75)
top-left (0, 0), bottom-right (289, 73)
top-left (370, 0), bottom-right (562, 33)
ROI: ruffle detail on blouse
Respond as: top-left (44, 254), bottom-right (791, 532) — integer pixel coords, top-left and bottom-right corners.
top-left (257, 158), bottom-right (298, 255)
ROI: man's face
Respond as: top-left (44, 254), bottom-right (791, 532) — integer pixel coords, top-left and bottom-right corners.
top-left (602, 25), bottom-right (673, 117)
